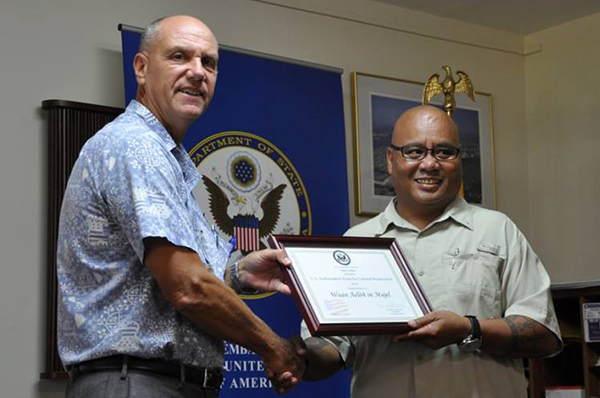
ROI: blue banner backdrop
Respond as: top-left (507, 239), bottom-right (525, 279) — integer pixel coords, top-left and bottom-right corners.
top-left (121, 28), bottom-right (351, 397)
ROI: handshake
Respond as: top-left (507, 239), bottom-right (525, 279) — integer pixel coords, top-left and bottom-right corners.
top-left (262, 335), bottom-right (308, 394)
top-left (231, 250), bottom-right (341, 393)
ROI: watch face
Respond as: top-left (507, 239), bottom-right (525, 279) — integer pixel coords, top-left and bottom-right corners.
top-left (458, 337), bottom-right (482, 352)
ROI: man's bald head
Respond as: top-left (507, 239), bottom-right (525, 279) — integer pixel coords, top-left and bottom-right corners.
top-left (139, 15), bottom-right (217, 55)
top-left (386, 105), bottom-right (463, 229)
top-left (391, 105), bottom-right (459, 147)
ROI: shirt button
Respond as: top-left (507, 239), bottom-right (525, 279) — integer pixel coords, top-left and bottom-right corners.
top-left (418, 271), bottom-right (425, 276)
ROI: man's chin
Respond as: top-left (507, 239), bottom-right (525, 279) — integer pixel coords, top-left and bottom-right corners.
top-left (178, 104), bottom-right (206, 120)
top-left (414, 192), bottom-right (449, 206)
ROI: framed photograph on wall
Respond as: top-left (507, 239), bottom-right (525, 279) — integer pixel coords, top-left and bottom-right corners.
top-left (351, 71), bottom-right (496, 217)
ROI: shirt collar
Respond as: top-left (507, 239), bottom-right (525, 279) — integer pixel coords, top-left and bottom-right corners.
top-left (127, 100), bottom-right (201, 190)
top-left (375, 195), bottom-right (474, 235)
top-left (436, 196), bottom-right (474, 231)
top-left (127, 100), bottom-right (177, 151)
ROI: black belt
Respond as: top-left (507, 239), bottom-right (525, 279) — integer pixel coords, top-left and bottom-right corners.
top-left (69, 355), bottom-right (223, 389)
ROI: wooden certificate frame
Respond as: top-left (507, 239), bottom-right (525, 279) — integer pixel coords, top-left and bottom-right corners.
top-left (267, 235), bottom-right (432, 336)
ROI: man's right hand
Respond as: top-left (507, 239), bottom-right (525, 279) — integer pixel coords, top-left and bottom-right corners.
top-left (264, 336), bottom-right (306, 394)
top-left (392, 310), bottom-right (471, 349)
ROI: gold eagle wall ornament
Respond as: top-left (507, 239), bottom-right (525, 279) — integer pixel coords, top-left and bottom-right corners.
top-left (422, 65), bottom-right (475, 117)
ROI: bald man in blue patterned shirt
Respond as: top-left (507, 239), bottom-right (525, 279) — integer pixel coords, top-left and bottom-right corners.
top-left (57, 15), bottom-right (303, 398)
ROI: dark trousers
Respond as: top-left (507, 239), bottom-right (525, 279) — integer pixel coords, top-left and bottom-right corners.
top-left (66, 369), bottom-right (220, 398)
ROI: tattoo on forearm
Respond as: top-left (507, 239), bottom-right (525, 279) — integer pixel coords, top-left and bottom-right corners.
top-left (504, 315), bottom-right (554, 357)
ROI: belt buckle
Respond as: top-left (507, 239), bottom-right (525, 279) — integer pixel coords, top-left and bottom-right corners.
top-left (202, 369), bottom-right (222, 390)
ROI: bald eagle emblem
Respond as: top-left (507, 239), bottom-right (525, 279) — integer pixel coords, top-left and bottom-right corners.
top-left (423, 65), bottom-right (475, 117)
top-left (202, 174), bottom-right (286, 253)
top-left (190, 131), bottom-right (311, 264)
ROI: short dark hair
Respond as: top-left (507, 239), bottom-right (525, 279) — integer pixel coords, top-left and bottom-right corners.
top-left (139, 16), bottom-right (167, 53)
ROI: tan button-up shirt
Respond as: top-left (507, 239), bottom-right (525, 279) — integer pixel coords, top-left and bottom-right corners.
top-left (303, 196), bottom-right (561, 398)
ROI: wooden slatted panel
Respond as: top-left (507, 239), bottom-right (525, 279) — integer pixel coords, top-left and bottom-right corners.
top-left (41, 100), bottom-right (123, 379)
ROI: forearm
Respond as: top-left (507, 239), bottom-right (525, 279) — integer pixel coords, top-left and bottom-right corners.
top-left (175, 271), bottom-right (281, 358)
top-left (302, 337), bottom-right (344, 381)
top-left (144, 239), bottom-right (282, 360)
top-left (480, 315), bottom-right (560, 358)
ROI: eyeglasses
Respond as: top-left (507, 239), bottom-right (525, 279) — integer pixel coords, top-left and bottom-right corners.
top-left (389, 143), bottom-right (461, 161)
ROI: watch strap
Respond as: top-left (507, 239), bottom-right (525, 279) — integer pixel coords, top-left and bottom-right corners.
top-left (229, 261), bottom-right (246, 292)
top-left (457, 315), bottom-right (483, 352)
top-left (465, 315), bottom-right (482, 340)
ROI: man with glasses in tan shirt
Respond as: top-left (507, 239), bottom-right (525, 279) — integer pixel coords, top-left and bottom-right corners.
top-left (272, 105), bottom-right (562, 397)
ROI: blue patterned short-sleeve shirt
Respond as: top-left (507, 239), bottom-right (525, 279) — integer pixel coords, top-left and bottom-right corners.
top-left (57, 100), bottom-right (232, 368)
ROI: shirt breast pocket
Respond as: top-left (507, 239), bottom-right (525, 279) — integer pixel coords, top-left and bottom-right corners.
top-left (442, 246), bottom-right (504, 317)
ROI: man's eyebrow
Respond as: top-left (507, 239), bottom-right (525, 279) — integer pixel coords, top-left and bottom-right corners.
top-left (204, 50), bottom-right (219, 60)
top-left (165, 46), bottom-right (187, 54)
top-left (401, 141), bottom-right (458, 147)
top-left (165, 46), bottom-right (218, 59)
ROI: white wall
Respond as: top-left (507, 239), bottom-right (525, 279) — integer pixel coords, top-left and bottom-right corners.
top-left (0, 0), bottom-right (539, 396)
top-left (524, 12), bottom-right (600, 284)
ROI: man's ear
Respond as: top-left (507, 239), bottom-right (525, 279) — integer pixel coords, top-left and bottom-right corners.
top-left (387, 148), bottom-right (394, 175)
top-left (133, 52), bottom-right (148, 85)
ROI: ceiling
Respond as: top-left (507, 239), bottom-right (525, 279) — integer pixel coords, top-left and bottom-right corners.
top-left (371, 0), bottom-right (600, 35)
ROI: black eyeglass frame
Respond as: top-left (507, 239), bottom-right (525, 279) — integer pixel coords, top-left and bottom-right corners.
top-left (389, 143), bottom-right (462, 161)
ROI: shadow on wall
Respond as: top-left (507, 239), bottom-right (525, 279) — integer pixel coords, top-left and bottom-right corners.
top-left (97, 47), bottom-right (126, 108)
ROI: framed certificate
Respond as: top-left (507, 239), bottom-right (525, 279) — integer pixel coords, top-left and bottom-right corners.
top-left (267, 235), bottom-right (433, 336)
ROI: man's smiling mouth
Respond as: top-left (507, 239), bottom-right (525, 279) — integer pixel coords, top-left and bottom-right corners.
top-left (415, 178), bottom-right (441, 185)
top-left (179, 88), bottom-right (204, 97)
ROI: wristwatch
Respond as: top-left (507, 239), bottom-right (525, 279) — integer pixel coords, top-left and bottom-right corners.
top-left (457, 315), bottom-right (482, 352)
top-left (229, 261), bottom-right (257, 294)
top-left (229, 261), bottom-right (246, 292)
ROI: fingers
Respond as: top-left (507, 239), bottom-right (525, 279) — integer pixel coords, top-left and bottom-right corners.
top-left (275, 249), bottom-right (292, 267)
top-left (260, 249), bottom-right (292, 295)
top-left (237, 249), bottom-right (293, 294)
top-left (265, 337), bottom-right (306, 394)
top-left (392, 313), bottom-right (441, 342)
top-left (391, 328), bottom-right (425, 343)
top-left (249, 248), bottom-right (291, 266)
top-left (408, 313), bottom-right (435, 329)
top-left (266, 368), bottom-right (297, 394)
top-left (392, 311), bottom-right (470, 349)
top-left (266, 337), bottom-right (305, 378)
top-left (267, 367), bottom-right (301, 394)
top-left (271, 279), bottom-right (292, 295)
top-left (391, 331), bottom-right (410, 343)
top-left (275, 250), bottom-right (292, 294)
top-left (272, 371), bottom-right (297, 394)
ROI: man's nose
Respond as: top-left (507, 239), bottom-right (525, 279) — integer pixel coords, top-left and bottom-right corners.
top-left (419, 152), bottom-right (440, 170)
top-left (188, 58), bottom-right (206, 81)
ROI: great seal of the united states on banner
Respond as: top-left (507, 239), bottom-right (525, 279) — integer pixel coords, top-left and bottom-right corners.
top-left (189, 131), bottom-right (312, 298)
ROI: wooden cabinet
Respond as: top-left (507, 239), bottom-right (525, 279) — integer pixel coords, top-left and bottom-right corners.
top-left (528, 283), bottom-right (600, 398)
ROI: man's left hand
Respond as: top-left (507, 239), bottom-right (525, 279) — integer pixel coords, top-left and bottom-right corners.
top-left (236, 249), bottom-right (292, 295)
top-left (392, 310), bottom-right (471, 349)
